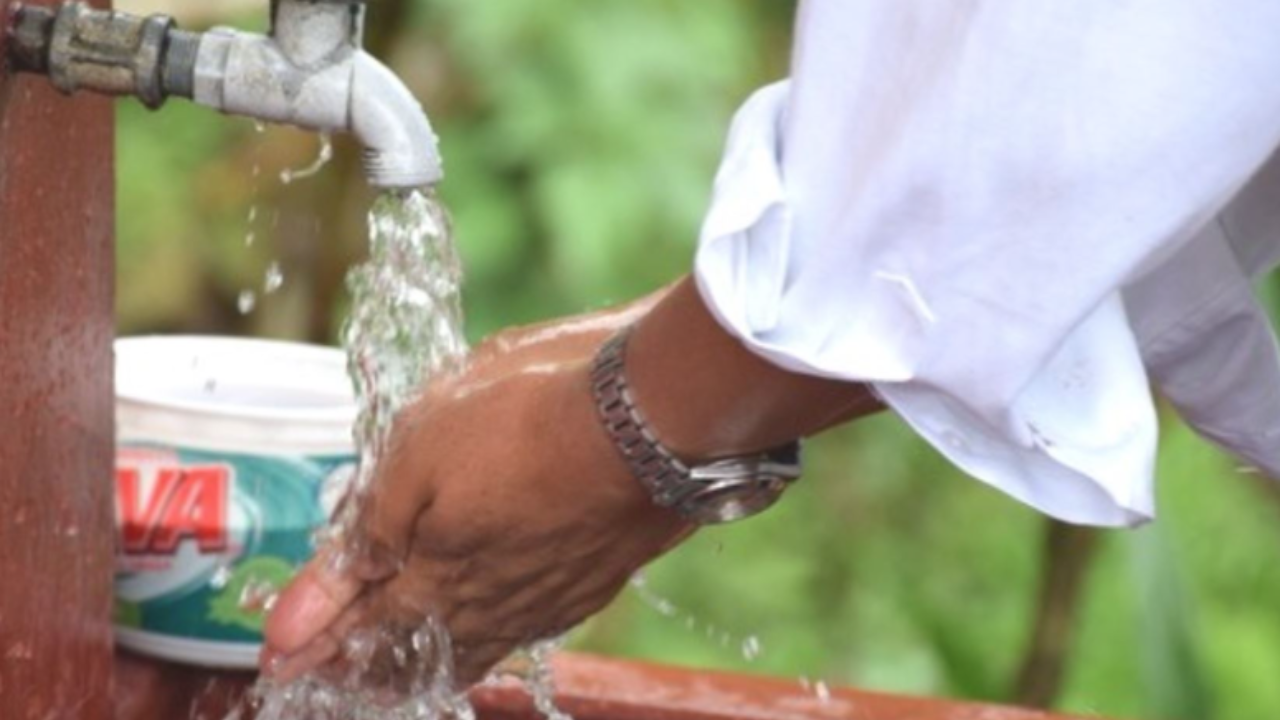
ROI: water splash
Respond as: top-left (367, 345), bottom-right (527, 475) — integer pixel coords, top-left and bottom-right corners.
top-left (227, 190), bottom-right (474, 719)
top-left (245, 122), bottom-right (265, 248)
top-left (264, 262), bottom-right (285, 295)
top-left (281, 133), bottom-right (335, 185)
top-left (629, 572), bottom-right (763, 662)
top-left (242, 618), bottom-right (476, 720)
top-left (797, 676), bottom-right (833, 704)
top-left (238, 290), bottom-right (257, 315)
top-left (813, 680), bottom-right (831, 703)
top-left (227, 190), bottom-right (572, 719)
top-left (239, 579), bottom-right (279, 615)
top-left (486, 640), bottom-right (571, 720)
top-left (209, 565), bottom-right (234, 591)
top-left (335, 190), bottom-right (467, 542)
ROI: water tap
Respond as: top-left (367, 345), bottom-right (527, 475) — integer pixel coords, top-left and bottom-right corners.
top-left (5, 0), bottom-right (442, 189)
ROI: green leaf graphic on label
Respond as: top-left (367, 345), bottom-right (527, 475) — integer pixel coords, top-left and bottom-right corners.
top-left (207, 556), bottom-right (296, 633)
top-left (114, 600), bottom-right (142, 628)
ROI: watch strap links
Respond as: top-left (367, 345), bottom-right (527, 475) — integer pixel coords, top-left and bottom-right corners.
top-left (590, 326), bottom-right (802, 519)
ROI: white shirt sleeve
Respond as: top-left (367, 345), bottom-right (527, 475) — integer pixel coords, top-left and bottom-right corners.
top-left (694, 0), bottom-right (1280, 527)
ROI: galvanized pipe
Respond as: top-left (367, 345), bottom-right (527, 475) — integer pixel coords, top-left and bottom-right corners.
top-left (6, 2), bottom-right (189, 108)
top-left (5, 0), bottom-right (442, 189)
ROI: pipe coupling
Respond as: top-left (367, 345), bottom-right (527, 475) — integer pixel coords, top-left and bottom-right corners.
top-left (6, 3), bottom-right (196, 108)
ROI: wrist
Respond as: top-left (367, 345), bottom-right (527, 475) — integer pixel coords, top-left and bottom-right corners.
top-left (548, 352), bottom-right (689, 531)
top-left (624, 278), bottom-right (882, 461)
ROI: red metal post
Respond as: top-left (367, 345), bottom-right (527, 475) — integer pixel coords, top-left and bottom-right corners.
top-left (0, 0), bottom-right (115, 717)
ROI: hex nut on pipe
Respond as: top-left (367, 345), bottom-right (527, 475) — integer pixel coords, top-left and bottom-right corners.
top-left (6, 4), bottom-right (56, 74)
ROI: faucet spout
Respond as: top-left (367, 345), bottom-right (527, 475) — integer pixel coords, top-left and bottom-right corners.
top-left (349, 54), bottom-right (442, 190)
top-left (5, 0), bottom-right (443, 190)
top-left (192, 29), bottom-right (443, 189)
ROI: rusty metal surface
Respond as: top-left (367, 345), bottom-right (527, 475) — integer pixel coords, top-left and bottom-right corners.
top-left (116, 651), bottom-right (1098, 720)
top-left (0, 0), bottom-right (115, 717)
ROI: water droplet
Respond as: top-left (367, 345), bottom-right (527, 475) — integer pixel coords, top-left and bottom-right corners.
top-left (741, 636), bottom-right (762, 661)
top-left (238, 578), bottom-right (277, 613)
top-left (280, 133), bottom-right (334, 185)
top-left (814, 681), bottom-right (831, 703)
top-left (237, 290), bottom-right (256, 315)
top-left (209, 565), bottom-right (233, 590)
top-left (253, 120), bottom-right (266, 133)
top-left (264, 262), bottom-right (284, 294)
top-left (245, 232), bottom-right (256, 248)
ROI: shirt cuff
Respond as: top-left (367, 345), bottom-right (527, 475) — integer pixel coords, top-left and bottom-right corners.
top-left (693, 83), bottom-right (1155, 528)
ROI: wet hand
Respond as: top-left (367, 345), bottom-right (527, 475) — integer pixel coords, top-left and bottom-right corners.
top-left (261, 294), bottom-right (692, 688)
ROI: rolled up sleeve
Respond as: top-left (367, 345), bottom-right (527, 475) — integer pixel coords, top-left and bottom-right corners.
top-left (695, 0), bottom-right (1280, 526)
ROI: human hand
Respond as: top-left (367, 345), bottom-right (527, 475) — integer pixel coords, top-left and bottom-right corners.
top-left (262, 290), bottom-right (692, 688)
top-left (261, 277), bottom-right (879, 691)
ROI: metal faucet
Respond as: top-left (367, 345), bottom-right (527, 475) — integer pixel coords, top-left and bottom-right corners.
top-left (6, 0), bottom-right (443, 189)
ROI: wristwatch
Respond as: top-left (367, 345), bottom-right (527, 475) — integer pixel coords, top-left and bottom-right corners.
top-left (590, 326), bottom-right (802, 525)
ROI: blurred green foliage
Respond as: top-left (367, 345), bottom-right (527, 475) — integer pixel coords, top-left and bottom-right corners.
top-left (116, 2), bottom-right (1280, 718)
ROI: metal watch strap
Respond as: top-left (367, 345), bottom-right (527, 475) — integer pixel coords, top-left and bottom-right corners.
top-left (590, 325), bottom-right (801, 518)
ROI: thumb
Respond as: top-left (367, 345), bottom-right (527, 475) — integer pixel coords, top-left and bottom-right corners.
top-left (263, 546), bottom-right (363, 657)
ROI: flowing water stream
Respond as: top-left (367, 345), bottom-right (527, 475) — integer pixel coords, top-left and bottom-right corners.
top-left (224, 190), bottom-right (566, 719)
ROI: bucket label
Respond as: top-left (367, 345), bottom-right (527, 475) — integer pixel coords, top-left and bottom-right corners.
top-left (114, 445), bottom-right (354, 646)
top-left (117, 462), bottom-right (232, 557)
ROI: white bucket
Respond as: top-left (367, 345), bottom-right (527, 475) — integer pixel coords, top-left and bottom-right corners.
top-left (114, 336), bottom-right (356, 668)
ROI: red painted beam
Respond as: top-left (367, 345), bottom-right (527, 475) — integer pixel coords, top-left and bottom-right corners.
top-left (475, 654), bottom-right (1095, 720)
top-left (116, 651), bottom-right (1098, 720)
top-left (0, 0), bottom-right (115, 718)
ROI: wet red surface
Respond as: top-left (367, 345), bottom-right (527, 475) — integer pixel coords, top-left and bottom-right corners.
top-left (116, 650), bottom-right (1094, 720)
top-left (0, 0), bottom-right (115, 717)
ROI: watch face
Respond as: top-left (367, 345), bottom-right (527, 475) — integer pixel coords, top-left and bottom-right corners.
top-left (680, 478), bottom-right (788, 525)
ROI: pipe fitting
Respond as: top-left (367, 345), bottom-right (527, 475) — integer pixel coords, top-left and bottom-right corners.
top-left (271, 0), bottom-right (362, 67)
top-left (5, 0), bottom-right (442, 190)
top-left (191, 27), bottom-right (442, 189)
top-left (6, 3), bottom-right (191, 109)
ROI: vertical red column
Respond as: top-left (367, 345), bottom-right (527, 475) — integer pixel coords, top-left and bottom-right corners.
top-left (0, 0), bottom-right (115, 717)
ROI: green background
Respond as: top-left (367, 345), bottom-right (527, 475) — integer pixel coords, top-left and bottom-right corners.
top-left (115, 1), bottom-right (1280, 718)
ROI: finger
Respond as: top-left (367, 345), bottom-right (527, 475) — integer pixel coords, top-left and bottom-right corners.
top-left (276, 594), bottom-right (377, 685)
top-left (300, 590), bottom-right (444, 693)
top-left (263, 547), bottom-right (364, 657)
